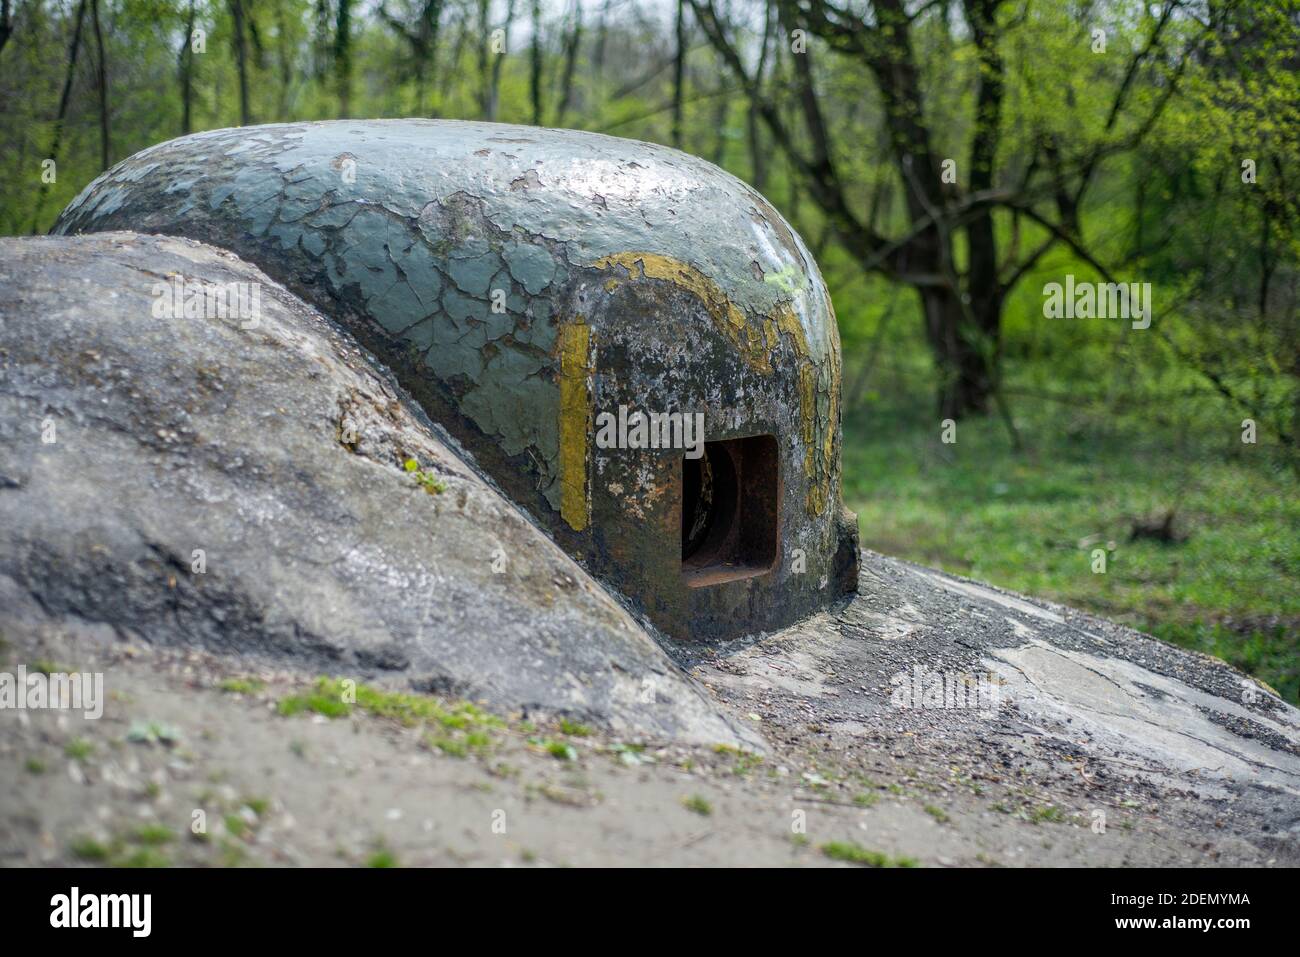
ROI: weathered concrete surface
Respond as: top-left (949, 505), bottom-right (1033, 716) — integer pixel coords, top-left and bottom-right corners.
top-left (0, 233), bottom-right (749, 746)
top-left (689, 551), bottom-right (1300, 857)
top-left (52, 120), bottom-right (858, 643)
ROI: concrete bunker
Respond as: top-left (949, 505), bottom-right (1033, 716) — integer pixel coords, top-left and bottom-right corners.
top-left (55, 119), bottom-right (859, 642)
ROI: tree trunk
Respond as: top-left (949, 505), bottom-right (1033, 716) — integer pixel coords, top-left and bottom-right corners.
top-left (91, 0), bottom-right (110, 170)
top-left (555, 1), bottom-right (582, 126)
top-left (1, 0), bottom-right (14, 60)
top-left (228, 0), bottom-right (251, 125)
top-left (921, 286), bottom-right (999, 419)
top-left (334, 0), bottom-right (352, 117)
top-left (31, 0), bottom-right (89, 234)
top-left (671, 0), bottom-right (686, 148)
top-left (179, 1), bottom-right (196, 134)
top-left (529, 0), bottom-right (543, 126)
top-left (488, 0), bottom-right (514, 122)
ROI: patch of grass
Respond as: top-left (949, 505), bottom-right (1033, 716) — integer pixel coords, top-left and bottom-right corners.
top-left (218, 840), bottom-right (247, 867)
top-left (924, 804), bottom-right (950, 823)
top-left (682, 794), bottom-right (713, 816)
top-left (71, 830), bottom-right (174, 867)
top-left (1030, 805), bottom-right (1068, 824)
top-left (280, 678), bottom-right (507, 759)
top-left (64, 738), bottom-right (93, 760)
top-left (841, 393), bottom-right (1300, 703)
top-left (30, 659), bottom-right (69, 675)
top-left (242, 797), bottom-right (270, 816)
top-left (69, 836), bottom-right (111, 861)
top-left (853, 792), bottom-right (879, 808)
top-left (219, 677), bottom-right (265, 695)
top-left (820, 841), bottom-right (918, 867)
top-left (132, 824), bottom-right (176, 846)
top-left (367, 847), bottom-right (398, 868)
top-left (25, 757), bottom-right (46, 774)
top-left (276, 685), bottom-right (352, 718)
top-left (558, 718), bottom-right (591, 737)
top-left (713, 743), bottom-right (763, 776)
top-left (545, 740), bottom-right (577, 761)
top-left (118, 847), bottom-right (170, 868)
top-left (426, 735), bottom-right (468, 758)
top-left (279, 678), bottom-right (505, 744)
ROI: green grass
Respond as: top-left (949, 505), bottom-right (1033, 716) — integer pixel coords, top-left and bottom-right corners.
top-left (69, 836), bottom-right (111, 861)
top-left (558, 718), bottom-right (591, 737)
top-left (132, 824), bottom-right (176, 846)
top-left (682, 794), bottom-right (713, 816)
top-left (219, 677), bottom-right (265, 695)
top-left (280, 677), bottom-right (505, 759)
top-left (545, 740), bottom-right (578, 761)
top-left (70, 831), bottom-right (173, 867)
top-left (1031, 805), bottom-right (1068, 824)
top-left (924, 804), bottom-right (950, 823)
top-left (367, 849), bottom-right (398, 868)
top-left (820, 841), bottom-right (918, 867)
top-left (841, 393), bottom-right (1300, 702)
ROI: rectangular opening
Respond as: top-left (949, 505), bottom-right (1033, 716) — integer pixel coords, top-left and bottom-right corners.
top-left (681, 434), bottom-right (779, 587)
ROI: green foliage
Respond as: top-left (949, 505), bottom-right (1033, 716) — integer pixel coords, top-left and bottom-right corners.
top-left (681, 794), bottom-right (713, 816)
top-left (842, 382), bottom-right (1299, 702)
top-left (404, 458), bottom-right (447, 494)
top-left (820, 842), bottom-right (918, 868)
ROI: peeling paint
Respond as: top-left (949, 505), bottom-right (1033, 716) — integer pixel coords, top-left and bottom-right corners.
top-left (557, 320), bottom-right (593, 532)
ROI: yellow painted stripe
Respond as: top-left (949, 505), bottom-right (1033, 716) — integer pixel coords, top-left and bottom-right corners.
top-left (557, 321), bottom-right (592, 532)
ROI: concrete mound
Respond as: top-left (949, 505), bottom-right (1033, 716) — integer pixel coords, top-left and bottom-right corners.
top-left (0, 232), bottom-right (750, 746)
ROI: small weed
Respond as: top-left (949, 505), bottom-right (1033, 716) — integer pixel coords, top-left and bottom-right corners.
top-left (404, 458), bottom-right (447, 495)
top-left (30, 659), bottom-right (68, 676)
top-left (821, 842), bottom-right (918, 868)
top-left (64, 738), bottom-right (93, 760)
top-left (219, 677), bottom-right (265, 695)
top-left (117, 847), bottom-right (170, 868)
top-left (545, 740), bottom-right (577, 761)
top-left (682, 794), bottom-right (713, 816)
top-left (132, 824), bottom-right (176, 846)
top-left (367, 847), bottom-right (398, 868)
top-left (559, 718), bottom-right (591, 737)
top-left (924, 804), bottom-right (950, 824)
top-left (69, 836), bottom-right (111, 861)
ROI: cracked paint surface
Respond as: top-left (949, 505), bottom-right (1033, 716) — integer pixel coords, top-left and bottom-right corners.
top-left (55, 119), bottom-right (856, 641)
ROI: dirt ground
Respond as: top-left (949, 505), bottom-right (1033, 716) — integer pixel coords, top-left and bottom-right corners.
top-left (3, 606), bottom-right (1293, 868)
